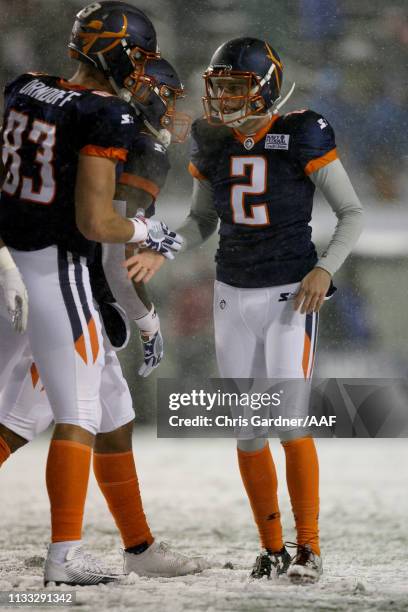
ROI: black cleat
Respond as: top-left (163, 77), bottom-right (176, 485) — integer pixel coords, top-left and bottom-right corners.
top-left (250, 546), bottom-right (291, 579)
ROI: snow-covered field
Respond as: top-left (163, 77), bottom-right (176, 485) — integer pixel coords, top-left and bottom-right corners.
top-left (1, 432), bottom-right (407, 611)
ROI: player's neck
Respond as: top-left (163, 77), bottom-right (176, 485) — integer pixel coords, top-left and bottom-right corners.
top-left (233, 113), bottom-right (273, 136)
top-left (68, 65), bottom-right (115, 95)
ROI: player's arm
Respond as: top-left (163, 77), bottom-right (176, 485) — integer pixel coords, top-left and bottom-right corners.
top-left (294, 160), bottom-right (363, 313)
top-left (0, 130), bottom-right (28, 332)
top-left (75, 155), bottom-right (138, 243)
top-left (0, 237), bottom-right (29, 333)
top-left (177, 177), bottom-right (219, 249)
top-left (310, 159), bottom-right (364, 275)
top-left (123, 177), bottom-right (219, 282)
top-left (101, 181), bottom-right (164, 376)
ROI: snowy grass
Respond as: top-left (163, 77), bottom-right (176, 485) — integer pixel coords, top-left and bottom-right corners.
top-left (1, 433), bottom-right (407, 611)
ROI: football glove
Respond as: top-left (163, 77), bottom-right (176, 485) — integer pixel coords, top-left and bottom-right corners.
top-left (135, 304), bottom-right (164, 377)
top-left (0, 247), bottom-right (28, 334)
top-left (139, 329), bottom-right (164, 377)
top-left (132, 214), bottom-right (183, 260)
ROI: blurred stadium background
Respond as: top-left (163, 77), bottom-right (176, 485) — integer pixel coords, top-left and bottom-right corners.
top-left (0, 0), bottom-right (407, 420)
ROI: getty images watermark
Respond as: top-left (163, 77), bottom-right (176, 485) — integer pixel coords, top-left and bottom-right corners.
top-left (157, 378), bottom-right (408, 438)
top-left (167, 389), bottom-right (335, 429)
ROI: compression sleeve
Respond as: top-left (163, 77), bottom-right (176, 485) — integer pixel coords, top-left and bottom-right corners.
top-left (101, 200), bottom-right (150, 320)
top-left (309, 159), bottom-right (364, 276)
top-left (177, 178), bottom-right (219, 251)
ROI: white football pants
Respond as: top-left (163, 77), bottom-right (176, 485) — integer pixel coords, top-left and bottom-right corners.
top-left (0, 246), bottom-right (134, 436)
top-left (213, 280), bottom-right (318, 443)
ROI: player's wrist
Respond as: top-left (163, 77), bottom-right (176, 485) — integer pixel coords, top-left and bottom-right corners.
top-left (0, 246), bottom-right (17, 273)
top-left (128, 217), bottom-right (148, 243)
top-left (313, 265), bottom-right (332, 279)
top-left (134, 304), bottom-right (160, 336)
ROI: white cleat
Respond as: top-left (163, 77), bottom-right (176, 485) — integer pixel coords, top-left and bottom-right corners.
top-left (123, 541), bottom-right (208, 578)
top-left (287, 544), bottom-right (323, 584)
top-left (44, 545), bottom-right (120, 587)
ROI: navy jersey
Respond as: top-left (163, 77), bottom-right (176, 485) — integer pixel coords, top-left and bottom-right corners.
top-left (189, 110), bottom-right (337, 288)
top-left (0, 73), bottom-right (137, 258)
top-left (118, 130), bottom-right (170, 218)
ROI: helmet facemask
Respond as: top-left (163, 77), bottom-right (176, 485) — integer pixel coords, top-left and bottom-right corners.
top-left (130, 74), bottom-right (191, 143)
top-left (203, 62), bottom-right (280, 128)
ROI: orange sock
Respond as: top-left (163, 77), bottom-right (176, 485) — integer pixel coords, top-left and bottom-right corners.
top-left (46, 439), bottom-right (91, 543)
top-left (93, 450), bottom-right (153, 549)
top-left (0, 436), bottom-right (11, 467)
top-left (282, 436), bottom-right (320, 555)
top-left (237, 443), bottom-right (283, 552)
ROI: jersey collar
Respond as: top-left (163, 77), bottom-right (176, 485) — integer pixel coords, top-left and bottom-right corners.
top-left (233, 114), bottom-right (280, 146)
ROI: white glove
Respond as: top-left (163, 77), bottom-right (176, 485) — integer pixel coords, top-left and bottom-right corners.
top-left (0, 247), bottom-right (29, 333)
top-left (134, 304), bottom-right (164, 377)
top-left (129, 215), bottom-right (184, 260)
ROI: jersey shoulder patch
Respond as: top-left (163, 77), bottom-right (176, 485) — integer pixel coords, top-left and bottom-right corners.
top-left (279, 109), bottom-right (337, 174)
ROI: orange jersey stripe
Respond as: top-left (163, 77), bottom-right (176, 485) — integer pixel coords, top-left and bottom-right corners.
top-left (188, 161), bottom-right (207, 181)
top-left (304, 148), bottom-right (338, 176)
top-left (80, 145), bottom-right (128, 162)
top-left (88, 317), bottom-right (99, 364)
top-left (119, 173), bottom-right (160, 199)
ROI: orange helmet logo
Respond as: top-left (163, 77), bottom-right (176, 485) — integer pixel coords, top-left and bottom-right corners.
top-left (79, 14), bottom-right (129, 55)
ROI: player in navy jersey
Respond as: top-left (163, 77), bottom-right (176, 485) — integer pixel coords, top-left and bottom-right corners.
top-left (0, 2), bottom-right (187, 587)
top-left (125, 37), bottom-right (364, 584)
top-left (0, 51), bottom-right (203, 584)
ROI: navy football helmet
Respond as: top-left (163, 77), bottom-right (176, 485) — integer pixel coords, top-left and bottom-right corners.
top-left (203, 37), bottom-right (284, 127)
top-left (130, 58), bottom-right (191, 144)
top-left (69, 1), bottom-right (160, 101)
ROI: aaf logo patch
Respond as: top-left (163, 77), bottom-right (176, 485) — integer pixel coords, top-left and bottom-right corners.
top-left (265, 134), bottom-right (290, 150)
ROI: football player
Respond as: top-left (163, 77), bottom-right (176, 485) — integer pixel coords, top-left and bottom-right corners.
top-left (124, 37), bottom-right (364, 584)
top-left (0, 2), bottom-right (184, 586)
top-left (0, 55), bottom-right (203, 584)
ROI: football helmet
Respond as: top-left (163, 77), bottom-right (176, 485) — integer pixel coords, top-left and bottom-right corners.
top-left (69, 1), bottom-right (160, 101)
top-left (203, 37), bottom-right (284, 127)
top-left (129, 58), bottom-right (191, 144)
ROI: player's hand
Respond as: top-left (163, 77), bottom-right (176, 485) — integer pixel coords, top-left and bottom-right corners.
top-left (138, 214), bottom-right (184, 260)
top-left (0, 249), bottom-right (29, 333)
top-left (294, 267), bottom-right (331, 314)
top-left (138, 328), bottom-right (164, 377)
top-left (134, 304), bottom-right (163, 376)
top-left (123, 250), bottom-right (165, 283)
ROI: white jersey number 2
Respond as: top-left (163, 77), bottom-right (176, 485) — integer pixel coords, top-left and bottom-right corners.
top-left (230, 156), bottom-right (269, 226)
top-left (2, 109), bottom-right (56, 205)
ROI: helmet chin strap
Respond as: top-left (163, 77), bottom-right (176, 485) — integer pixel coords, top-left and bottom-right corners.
top-left (274, 82), bottom-right (296, 111)
top-left (142, 119), bottom-right (172, 147)
top-left (228, 81), bottom-right (296, 128)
